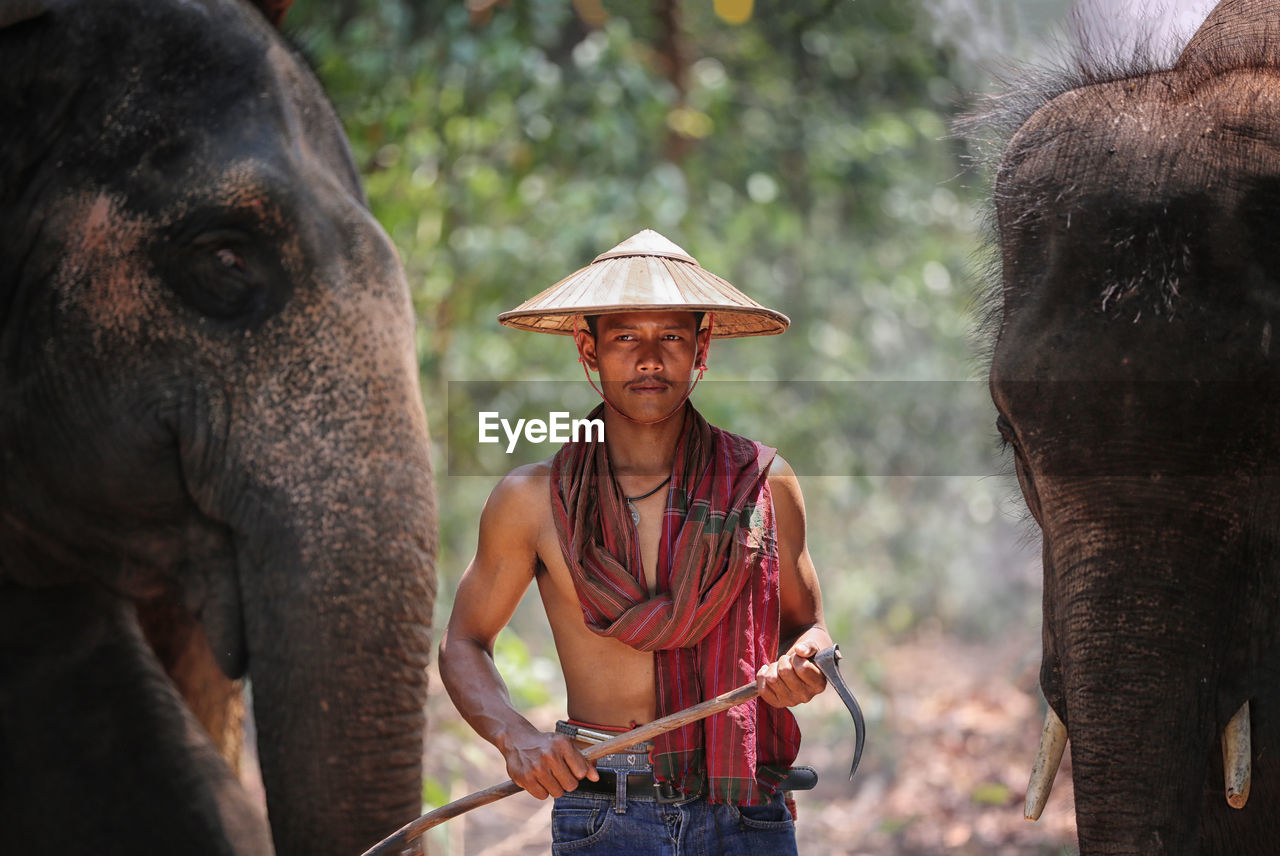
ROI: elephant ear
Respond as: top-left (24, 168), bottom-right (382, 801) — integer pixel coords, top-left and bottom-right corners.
top-left (0, 0), bottom-right (50, 29)
top-left (244, 0), bottom-right (293, 27)
top-left (1176, 0), bottom-right (1280, 72)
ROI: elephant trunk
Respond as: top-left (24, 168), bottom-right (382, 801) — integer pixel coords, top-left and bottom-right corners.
top-left (1061, 623), bottom-right (1215, 854)
top-left (239, 449), bottom-right (435, 856)
top-left (1042, 507), bottom-right (1235, 855)
top-left (183, 284), bottom-right (438, 855)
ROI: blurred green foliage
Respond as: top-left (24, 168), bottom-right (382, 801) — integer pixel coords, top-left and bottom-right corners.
top-left (286, 0), bottom-right (1055, 670)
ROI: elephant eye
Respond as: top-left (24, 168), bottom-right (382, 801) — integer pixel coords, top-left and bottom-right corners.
top-left (995, 413), bottom-right (1017, 448)
top-left (997, 413), bottom-right (1044, 524)
top-left (214, 247), bottom-right (246, 275)
top-left (162, 207), bottom-right (295, 325)
top-left (170, 231), bottom-right (268, 320)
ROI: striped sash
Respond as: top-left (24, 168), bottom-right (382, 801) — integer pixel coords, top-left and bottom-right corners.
top-left (551, 403), bottom-right (800, 803)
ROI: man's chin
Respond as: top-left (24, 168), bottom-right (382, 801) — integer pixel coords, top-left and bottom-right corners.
top-left (606, 391), bottom-right (688, 422)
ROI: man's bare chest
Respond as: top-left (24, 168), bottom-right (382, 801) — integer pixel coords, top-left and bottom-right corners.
top-left (537, 486), bottom-right (671, 598)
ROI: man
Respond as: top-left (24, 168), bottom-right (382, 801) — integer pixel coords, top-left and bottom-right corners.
top-left (438, 230), bottom-right (832, 855)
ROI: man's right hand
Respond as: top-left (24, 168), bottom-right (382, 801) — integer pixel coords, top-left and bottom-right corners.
top-left (503, 731), bottom-right (599, 799)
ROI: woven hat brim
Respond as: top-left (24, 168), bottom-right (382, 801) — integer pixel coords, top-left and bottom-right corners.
top-left (498, 255), bottom-right (789, 338)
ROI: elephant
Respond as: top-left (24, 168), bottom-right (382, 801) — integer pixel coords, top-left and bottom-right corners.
top-left (983, 0), bottom-right (1280, 852)
top-left (0, 1), bottom-right (437, 854)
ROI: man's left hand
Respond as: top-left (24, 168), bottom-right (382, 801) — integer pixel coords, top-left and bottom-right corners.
top-left (756, 629), bottom-right (832, 708)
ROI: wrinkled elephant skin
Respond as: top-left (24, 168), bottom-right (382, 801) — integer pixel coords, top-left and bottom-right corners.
top-left (0, 2), bottom-right (437, 855)
top-left (986, 0), bottom-right (1280, 853)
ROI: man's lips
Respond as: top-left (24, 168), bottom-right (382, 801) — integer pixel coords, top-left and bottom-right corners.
top-left (626, 378), bottom-right (673, 393)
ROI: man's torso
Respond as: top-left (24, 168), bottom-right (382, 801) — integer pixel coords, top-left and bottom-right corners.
top-left (525, 460), bottom-right (668, 728)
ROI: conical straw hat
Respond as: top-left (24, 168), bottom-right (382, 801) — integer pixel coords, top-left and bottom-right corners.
top-left (498, 230), bottom-right (789, 338)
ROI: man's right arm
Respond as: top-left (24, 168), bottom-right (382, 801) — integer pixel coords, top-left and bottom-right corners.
top-left (437, 465), bottom-right (598, 799)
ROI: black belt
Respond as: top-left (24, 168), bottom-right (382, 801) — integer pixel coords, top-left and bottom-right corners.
top-left (572, 765), bottom-right (818, 801)
top-left (574, 770), bottom-right (691, 802)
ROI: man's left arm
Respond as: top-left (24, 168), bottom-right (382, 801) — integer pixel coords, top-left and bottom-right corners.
top-left (756, 454), bottom-right (834, 708)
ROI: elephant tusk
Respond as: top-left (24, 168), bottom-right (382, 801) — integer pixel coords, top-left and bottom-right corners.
top-left (1222, 701), bottom-right (1251, 810)
top-left (1025, 706), bottom-right (1068, 821)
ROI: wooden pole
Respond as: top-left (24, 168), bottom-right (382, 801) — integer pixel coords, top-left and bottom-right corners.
top-left (362, 680), bottom-right (762, 856)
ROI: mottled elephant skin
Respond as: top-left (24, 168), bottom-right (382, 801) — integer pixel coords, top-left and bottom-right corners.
top-left (986, 0), bottom-right (1280, 853)
top-left (0, 2), bottom-right (436, 855)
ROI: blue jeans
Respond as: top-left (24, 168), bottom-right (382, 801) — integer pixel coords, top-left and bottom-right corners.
top-left (550, 789), bottom-right (799, 856)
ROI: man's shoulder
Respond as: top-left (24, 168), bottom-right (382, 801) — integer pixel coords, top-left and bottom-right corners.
top-left (703, 417), bottom-right (798, 496)
top-left (489, 456), bottom-right (554, 502)
top-left (710, 423), bottom-right (793, 482)
top-left (501, 456), bottom-right (555, 482)
top-left (477, 458), bottom-right (558, 556)
top-left (705, 419), bottom-right (778, 463)
top-left (766, 453), bottom-right (797, 480)
top-left (765, 452), bottom-right (806, 522)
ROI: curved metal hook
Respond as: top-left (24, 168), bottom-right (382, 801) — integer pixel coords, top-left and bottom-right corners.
top-left (813, 645), bottom-right (865, 780)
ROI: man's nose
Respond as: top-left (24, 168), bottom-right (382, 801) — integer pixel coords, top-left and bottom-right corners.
top-left (636, 341), bottom-right (663, 372)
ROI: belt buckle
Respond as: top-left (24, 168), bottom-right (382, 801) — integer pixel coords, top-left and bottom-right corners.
top-left (655, 779), bottom-right (685, 804)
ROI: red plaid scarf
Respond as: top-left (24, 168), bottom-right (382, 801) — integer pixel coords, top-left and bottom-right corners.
top-left (550, 403), bottom-right (801, 804)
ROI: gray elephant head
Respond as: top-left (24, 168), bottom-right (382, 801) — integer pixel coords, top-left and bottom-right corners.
top-left (0, 1), bottom-right (435, 854)
top-left (984, 0), bottom-right (1280, 852)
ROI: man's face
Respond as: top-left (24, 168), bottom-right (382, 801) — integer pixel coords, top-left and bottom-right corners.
top-left (576, 310), bottom-right (710, 421)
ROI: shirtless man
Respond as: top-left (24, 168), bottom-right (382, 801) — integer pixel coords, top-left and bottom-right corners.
top-left (438, 231), bottom-right (832, 855)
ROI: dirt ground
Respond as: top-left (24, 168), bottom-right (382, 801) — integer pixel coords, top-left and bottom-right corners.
top-left (407, 628), bottom-right (1079, 856)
